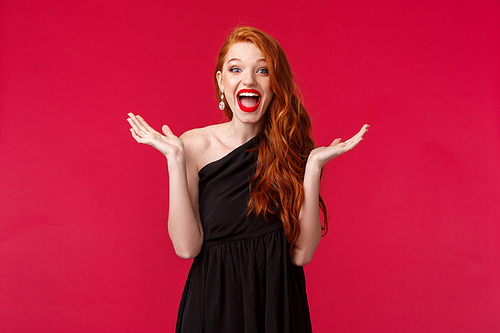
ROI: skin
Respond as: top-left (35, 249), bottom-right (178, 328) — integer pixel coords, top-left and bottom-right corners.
top-left (127, 42), bottom-right (369, 265)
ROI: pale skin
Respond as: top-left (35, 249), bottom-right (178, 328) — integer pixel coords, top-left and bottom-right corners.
top-left (127, 42), bottom-right (369, 266)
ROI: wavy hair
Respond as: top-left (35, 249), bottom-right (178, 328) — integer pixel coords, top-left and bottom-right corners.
top-left (214, 26), bottom-right (328, 251)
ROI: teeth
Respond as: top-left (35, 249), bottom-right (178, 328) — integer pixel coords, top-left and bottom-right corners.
top-left (238, 92), bottom-right (260, 97)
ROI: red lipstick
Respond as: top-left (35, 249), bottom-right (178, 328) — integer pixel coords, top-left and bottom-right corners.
top-left (236, 89), bottom-right (261, 112)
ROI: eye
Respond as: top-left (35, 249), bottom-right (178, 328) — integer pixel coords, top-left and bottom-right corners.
top-left (257, 68), bottom-right (269, 75)
top-left (229, 67), bottom-right (241, 73)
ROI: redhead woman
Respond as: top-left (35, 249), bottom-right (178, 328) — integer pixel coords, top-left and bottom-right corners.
top-left (127, 26), bottom-right (368, 333)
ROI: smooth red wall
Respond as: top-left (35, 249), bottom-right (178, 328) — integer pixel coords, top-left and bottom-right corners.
top-left (1, 0), bottom-right (499, 332)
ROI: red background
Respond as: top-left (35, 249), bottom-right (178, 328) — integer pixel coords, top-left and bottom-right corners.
top-left (1, 0), bottom-right (499, 332)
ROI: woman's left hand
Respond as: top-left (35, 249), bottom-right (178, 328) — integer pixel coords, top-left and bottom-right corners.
top-left (307, 124), bottom-right (369, 169)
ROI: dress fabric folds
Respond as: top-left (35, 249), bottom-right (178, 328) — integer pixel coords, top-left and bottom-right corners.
top-left (175, 136), bottom-right (312, 333)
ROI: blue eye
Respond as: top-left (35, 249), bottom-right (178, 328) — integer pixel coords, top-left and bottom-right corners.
top-left (258, 68), bottom-right (269, 74)
top-left (229, 67), bottom-right (241, 73)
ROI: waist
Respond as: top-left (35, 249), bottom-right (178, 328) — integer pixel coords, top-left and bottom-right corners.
top-left (203, 222), bottom-right (283, 247)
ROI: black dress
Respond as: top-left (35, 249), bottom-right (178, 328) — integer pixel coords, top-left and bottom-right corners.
top-left (175, 136), bottom-right (312, 333)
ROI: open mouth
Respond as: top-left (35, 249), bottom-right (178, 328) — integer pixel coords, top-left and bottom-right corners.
top-left (237, 89), bottom-right (261, 112)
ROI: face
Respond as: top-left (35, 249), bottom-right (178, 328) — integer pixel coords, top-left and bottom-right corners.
top-left (217, 42), bottom-right (273, 126)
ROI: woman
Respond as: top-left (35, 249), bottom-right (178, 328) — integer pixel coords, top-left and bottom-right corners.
top-left (127, 26), bottom-right (368, 333)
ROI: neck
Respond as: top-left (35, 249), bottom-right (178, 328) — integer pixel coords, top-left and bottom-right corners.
top-left (226, 118), bottom-right (264, 145)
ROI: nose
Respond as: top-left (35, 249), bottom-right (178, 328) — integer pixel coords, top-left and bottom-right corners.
top-left (242, 70), bottom-right (256, 86)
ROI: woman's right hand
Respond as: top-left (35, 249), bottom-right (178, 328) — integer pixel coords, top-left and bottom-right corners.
top-left (128, 112), bottom-right (203, 258)
top-left (127, 113), bottom-right (183, 158)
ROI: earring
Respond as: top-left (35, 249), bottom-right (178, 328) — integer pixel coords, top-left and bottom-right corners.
top-left (219, 89), bottom-right (225, 110)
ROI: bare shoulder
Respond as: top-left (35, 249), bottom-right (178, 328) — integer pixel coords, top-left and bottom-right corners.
top-left (180, 128), bottom-right (208, 151)
top-left (180, 124), bottom-right (227, 172)
top-left (180, 124), bottom-right (224, 152)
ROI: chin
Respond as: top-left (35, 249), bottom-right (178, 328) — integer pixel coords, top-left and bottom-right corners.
top-left (234, 110), bottom-right (266, 125)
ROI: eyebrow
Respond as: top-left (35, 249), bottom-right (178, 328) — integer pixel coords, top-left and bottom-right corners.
top-left (226, 57), bottom-right (267, 64)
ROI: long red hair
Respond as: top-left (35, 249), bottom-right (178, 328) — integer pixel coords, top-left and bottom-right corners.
top-left (214, 26), bottom-right (328, 251)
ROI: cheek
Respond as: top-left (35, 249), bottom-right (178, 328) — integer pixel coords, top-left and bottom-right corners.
top-left (264, 91), bottom-right (274, 106)
top-left (225, 92), bottom-right (235, 106)
top-left (222, 76), bottom-right (236, 98)
top-left (263, 83), bottom-right (273, 101)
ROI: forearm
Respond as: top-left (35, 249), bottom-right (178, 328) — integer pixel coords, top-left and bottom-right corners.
top-left (287, 126), bottom-right (369, 265)
top-left (166, 154), bottom-right (203, 259)
top-left (291, 159), bottom-right (323, 266)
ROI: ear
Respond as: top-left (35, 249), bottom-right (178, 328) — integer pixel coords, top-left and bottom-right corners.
top-left (216, 70), bottom-right (224, 92)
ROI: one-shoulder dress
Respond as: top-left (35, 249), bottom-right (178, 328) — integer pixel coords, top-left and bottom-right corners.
top-left (175, 136), bottom-right (312, 333)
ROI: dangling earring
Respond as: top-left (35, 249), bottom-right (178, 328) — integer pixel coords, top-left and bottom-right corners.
top-left (219, 88), bottom-right (225, 110)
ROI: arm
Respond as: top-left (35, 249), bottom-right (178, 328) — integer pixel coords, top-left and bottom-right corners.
top-left (127, 113), bottom-right (203, 259)
top-left (290, 124), bottom-right (370, 266)
top-left (166, 136), bottom-right (204, 259)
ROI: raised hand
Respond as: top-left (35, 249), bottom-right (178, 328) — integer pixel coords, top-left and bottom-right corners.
top-left (308, 124), bottom-right (369, 168)
top-left (127, 112), bottom-right (183, 158)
